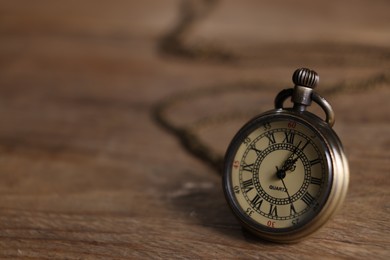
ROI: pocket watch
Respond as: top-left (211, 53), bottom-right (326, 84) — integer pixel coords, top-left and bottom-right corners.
top-left (223, 68), bottom-right (349, 243)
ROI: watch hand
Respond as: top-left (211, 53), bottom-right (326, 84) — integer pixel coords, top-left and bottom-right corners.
top-left (281, 143), bottom-right (301, 172)
top-left (275, 166), bottom-right (292, 204)
top-left (282, 156), bottom-right (299, 172)
top-left (280, 178), bottom-right (292, 204)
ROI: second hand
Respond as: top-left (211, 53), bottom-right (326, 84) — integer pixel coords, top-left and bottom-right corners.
top-left (276, 166), bottom-right (292, 204)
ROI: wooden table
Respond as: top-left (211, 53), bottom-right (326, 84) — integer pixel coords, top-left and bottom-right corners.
top-left (0, 0), bottom-right (389, 258)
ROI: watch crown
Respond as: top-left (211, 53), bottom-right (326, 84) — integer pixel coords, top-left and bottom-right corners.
top-left (292, 68), bottom-right (319, 89)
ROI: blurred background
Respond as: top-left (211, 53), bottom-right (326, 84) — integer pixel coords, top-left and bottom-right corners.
top-left (0, 0), bottom-right (389, 258)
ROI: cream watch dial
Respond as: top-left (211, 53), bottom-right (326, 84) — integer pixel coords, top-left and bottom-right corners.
top-left (230, 118), bottom-right (330, 230)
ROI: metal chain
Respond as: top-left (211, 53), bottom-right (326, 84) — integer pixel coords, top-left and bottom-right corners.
top-left (153, 73), bottom-right (390, 174)
top-left (154, 0), bottom-right (390, 174)
top-left (158, 0), bottom-right (236, 62)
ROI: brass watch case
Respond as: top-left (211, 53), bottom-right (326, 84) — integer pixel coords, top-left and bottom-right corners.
top-left (222, 108), bottom-right (349, 243)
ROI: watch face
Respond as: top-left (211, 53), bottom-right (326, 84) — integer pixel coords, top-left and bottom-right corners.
top-left (224, 113), bottom-right (333, 235)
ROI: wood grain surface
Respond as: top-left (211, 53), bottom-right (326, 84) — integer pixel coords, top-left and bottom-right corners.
top-left (0, 0), bottom-right (389, 259)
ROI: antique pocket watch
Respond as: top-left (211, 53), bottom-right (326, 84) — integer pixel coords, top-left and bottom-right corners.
top-left (223, 68), bottom-right (349, 243)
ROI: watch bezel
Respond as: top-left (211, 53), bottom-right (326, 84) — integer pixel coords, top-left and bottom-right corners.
top-left (223, 108), bottom-right (349, 242)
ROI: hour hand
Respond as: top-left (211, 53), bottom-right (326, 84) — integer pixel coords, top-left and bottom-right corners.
top-left (282, 156), bottom-right (299, 172)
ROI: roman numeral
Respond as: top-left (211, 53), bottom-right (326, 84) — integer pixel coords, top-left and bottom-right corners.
top-left (282, 131), bottom-right (295, 144)
top-left (301, 192), bottom-right (315, 206)
top-left (310, 158), bottom-right (321, 166)
top-left (268, 204), bottom-right (278, 217)
top-left (310, 177), bottom-right (322, 185)
top-left (265, 132), bottom-right (276, 146)
top-left (297, 140), bottom-right (310, 151)
top-left (250, 144), bottom-right (262, 156)
top-left (290, 203), bottom-right (297, 215)
top-left (250, 194), bottom-right (263, 210)
top-left (242, 163), bottom-right (254, 172)
top-left (242, 179), bottom-right (254, 193)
